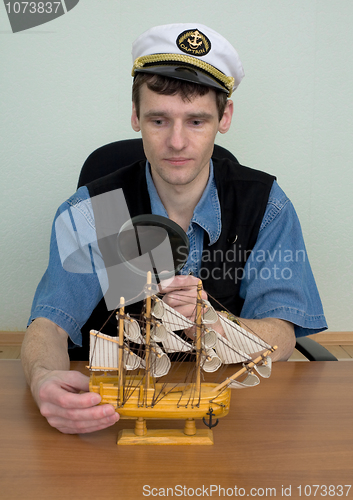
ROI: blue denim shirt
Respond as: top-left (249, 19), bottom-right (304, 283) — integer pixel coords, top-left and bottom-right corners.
top-left (29, 161), bottom-right (327, 346)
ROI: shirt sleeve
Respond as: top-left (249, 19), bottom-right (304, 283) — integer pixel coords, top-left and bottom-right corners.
top-left (28, 187), bottom-right (106, 347)
top-left (239, 181), bottom-right (327, 338)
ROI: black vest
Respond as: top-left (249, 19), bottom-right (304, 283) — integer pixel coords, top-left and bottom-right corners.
top-left (69, 159), bottom-right (275, 360)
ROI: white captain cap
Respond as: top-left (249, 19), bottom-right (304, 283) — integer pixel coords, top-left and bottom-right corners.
top-left (131, 23), bottom-right (244, 97)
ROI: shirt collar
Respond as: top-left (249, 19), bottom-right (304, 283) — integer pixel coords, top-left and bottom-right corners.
top-left (145, 160), bottom-right (221, 245)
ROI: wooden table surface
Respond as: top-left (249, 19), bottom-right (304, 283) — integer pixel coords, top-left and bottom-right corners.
top-left (1, 360), bottom-right (353, 500)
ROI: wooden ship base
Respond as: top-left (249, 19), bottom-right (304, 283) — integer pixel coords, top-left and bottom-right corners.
top-left (89, 373), bottom-right (231, 445)
top-left (117, 423), bottom-right (214, 445)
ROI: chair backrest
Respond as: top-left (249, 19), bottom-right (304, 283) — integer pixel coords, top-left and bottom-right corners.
top-left (77, 138), bottom-right (238, 187)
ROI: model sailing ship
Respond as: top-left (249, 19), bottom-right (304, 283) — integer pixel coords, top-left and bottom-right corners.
top-left (88, 272), bottom-right (276, 445)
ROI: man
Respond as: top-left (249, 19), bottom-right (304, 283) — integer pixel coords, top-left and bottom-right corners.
top-left (22, 23), bottom-right (327, 434)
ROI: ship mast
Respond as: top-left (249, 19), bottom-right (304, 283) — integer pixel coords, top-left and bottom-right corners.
top-left (195, 280), bottom-right (203, 392)
top-left (117, 297), bottom-right (125, 405)
top-left (144, 272), bottom-right (152, 394)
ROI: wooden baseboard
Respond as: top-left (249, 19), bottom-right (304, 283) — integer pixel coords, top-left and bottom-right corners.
top-left (0, 331), bottom-right (353, 347)
top-left (308, 331), bottom-right (353, 345)
top-left (0, 332), bottom-right (25, 345)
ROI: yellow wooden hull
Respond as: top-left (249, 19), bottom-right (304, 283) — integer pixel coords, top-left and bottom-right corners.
top-left (89, 374), bottom-right (231, 420)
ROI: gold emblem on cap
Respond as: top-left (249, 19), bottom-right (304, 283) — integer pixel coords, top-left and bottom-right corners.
top-left (176, 29), bottom-right (211, 57)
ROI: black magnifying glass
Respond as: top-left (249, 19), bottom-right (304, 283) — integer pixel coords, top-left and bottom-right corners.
top-left (116, 214), bottom-right (190, 283)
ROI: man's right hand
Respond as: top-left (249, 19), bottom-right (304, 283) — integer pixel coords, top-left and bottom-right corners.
top-left (21, 318), bottom-right (120, 434)
top-left (33, 368), bottom-right (120, 434)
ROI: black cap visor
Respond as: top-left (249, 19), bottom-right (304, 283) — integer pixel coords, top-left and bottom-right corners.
top-left (134, 64), bottom-right (228, 94)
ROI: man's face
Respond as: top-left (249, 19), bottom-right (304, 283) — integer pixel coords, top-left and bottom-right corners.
top-left (131, 84), bottom-right (233, 189)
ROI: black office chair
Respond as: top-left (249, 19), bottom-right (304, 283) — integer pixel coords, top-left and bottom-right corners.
top-left (295, 336), bottom-right (336, 361)
top-left (74, 139), bottom-right (336, 361)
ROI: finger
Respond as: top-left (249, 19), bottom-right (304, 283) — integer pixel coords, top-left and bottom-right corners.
top-left (40, 400), bottom-right (117, 422)
top-left (46, 408), bottom-right (120, 434)
top-left (53, 388), bottom-right (102, 410)
top-left (59, 371), bottom-right (91, 393)
top-left (159, 275), bottom-right (200, 293)
top-left (164, 290), bottom-right (195, 305)
top-left (38, 370), bottom-right (91, 398)
top-left (163, 289), bottom-right (208, 309)
top-left (39, 380), bottom-right (102, 409)
top-left (56, 418), bottom-right (118, 434)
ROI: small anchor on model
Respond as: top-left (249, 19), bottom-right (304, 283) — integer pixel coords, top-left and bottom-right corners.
top-left (203, 408), bottom-right (219, 429)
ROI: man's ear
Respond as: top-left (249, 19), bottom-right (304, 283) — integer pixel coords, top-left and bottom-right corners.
top-left (131, 102), bottom-right (141, 132)
top-left (218, 99), bottom-right (234, 134)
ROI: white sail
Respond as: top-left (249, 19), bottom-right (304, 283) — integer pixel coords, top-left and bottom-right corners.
top-left (201, 301), bottom-right (218, 324)
top-left (218, 315), bottom-right (271, 354)
top-left (139, 344), bottom-right (171, 378)
top-left (124, 350), bottom-right (142, 370)
top-left (150, 323), bottom-right (168, 342)
top-left (254, 356), bottom-right (272, 378)
top-left (89, 330), bottom-right (142, 371)
top-left (161, 329), bottom-right (193, 353)
top-left (202, 328), bottom-right (217, 349)
top-left (214, 332), bottom-right (253, 364)
top-left (123, 316), bottom-right (143, 343)
top-left (152, 299), bottom-right (194, 331)
top-left (123, 310), bottom-right (192, 354)
top-left (201, 348), bottom-right (222, 373)
top-left (227, 372), bottom-right (260, 389)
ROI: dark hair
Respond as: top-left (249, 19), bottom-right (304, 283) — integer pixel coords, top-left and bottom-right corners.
top-left (132, 72), bottom-right (228, 121)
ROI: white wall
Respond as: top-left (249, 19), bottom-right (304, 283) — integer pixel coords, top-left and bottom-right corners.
top-left (1, 0), bottom-right (352, 331)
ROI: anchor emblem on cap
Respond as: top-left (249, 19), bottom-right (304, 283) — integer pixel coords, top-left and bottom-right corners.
top-left (188, 30), bottom-right (203, 50)
top-left (176, 28), bottom-right (211, 57)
